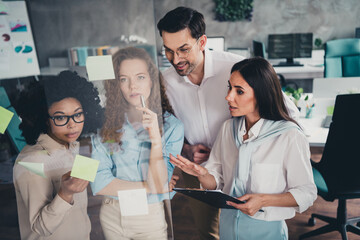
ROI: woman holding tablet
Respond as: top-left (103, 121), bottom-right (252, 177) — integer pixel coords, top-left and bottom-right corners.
top-left (170, 57), bottom-right (317, 240)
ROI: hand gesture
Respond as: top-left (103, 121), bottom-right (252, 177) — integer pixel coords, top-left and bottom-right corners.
top-left (226, 193), bottom-right (264, 216)
top-left (182, 143), bottom-right (211, 165)
top-left (58, 171), bottom-right (89, 204)
top-left (137, 107), bottom-right (161, 143)
top-left (168, 175), bottom-right (179, 191)
top-left (169, 154), bottom-right (208, 178)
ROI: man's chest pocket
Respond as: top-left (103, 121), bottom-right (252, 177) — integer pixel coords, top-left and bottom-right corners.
top-left (250, 163), bottom-right (283, 194)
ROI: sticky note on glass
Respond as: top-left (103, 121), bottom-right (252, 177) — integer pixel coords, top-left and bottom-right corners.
top-left (70, 155), bottom-right (100, 182)
top-left (18, 162), bottom-right (46, 178)
top-left (117, 189), bottom-right (149, 216)
top-left (0, 106), bottom-right (14, 134)
top-left (86, 55), bottom-right (115, 81)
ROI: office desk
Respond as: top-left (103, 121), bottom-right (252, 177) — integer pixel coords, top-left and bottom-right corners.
top-left (274, 64), bottom-right (324, 80)
top-left (298, 115), bottom-right (329, 147)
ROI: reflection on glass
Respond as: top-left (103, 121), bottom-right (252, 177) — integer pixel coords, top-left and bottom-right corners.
top-left (90, 47), bottom-right (184, 239)
top-left (12, 71), bottom-right (104, 239)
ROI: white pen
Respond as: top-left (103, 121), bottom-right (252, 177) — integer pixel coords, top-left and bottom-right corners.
top-left (140, 95), bottom-right (146, 108)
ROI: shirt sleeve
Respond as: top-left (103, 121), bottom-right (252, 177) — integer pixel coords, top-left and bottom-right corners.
top-left (90, 135), bottom-right (116, 195)
top-left (163, 117), bottom-right (184, 181)
top-left (284, 130), bottom-right (317, 213)
top-left (282, 91), bottom-right (300, 121)
top-left (14, 165), bottom-right (73, 236)
top-left (204, 121), bottom-right (229, 190)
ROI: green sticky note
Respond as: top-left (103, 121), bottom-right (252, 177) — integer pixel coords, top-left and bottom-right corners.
top-left (0, 106), bottom-right (14, 134)
top-left (327, 106), bottom-right (334, 115)
top-left (70, 155), bottom-right (100, 182)
top-left (18, 162), bottom-right (46, 178)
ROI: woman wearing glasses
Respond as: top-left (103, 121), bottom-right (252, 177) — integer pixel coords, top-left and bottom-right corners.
top-left (90, 47), bottom-right (184, 240)
top-left (13, 71), bottom-right (104, 240)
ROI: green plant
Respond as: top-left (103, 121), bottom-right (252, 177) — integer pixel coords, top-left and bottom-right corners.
top-left (314, 38), bottom-right (323, 49)
top-left (214, 0), bottom-right (254, 22)
top-left (285, 87), bottom-right (303, 101)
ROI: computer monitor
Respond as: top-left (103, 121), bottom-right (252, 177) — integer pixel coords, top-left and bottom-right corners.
top-left (252, 40), bottom-right (265, 58)
top-left (356, 28), bottom-right (360, 38)
top-left (268, 33), bottom-right (313, 67)
top-left (206, 36), bottom-right (225, 52)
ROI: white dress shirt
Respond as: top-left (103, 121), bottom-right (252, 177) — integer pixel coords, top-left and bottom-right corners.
top-left (163, 49), bottom-right (299, 150)
top-left (205, 118), bottom-right (317, 221)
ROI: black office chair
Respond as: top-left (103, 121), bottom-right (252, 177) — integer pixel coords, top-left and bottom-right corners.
top-left (300, 94), bottom-right (360, 240)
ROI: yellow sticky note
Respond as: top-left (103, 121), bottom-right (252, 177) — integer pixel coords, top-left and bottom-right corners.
top-left (70, 155), bottom-right (99, 182)
top-left (86, 55), bottom-right (115, 81)
top-left (18, 162), bottom-right (46, 178)
top-left (0, 106), bottom-right (14, 134)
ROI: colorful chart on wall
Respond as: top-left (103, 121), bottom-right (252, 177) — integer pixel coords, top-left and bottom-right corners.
top-left (0, 0), bottom-right (39, 79)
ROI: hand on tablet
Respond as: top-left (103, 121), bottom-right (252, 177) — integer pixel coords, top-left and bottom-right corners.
top-left (227, 193), bottom-right (264, 216)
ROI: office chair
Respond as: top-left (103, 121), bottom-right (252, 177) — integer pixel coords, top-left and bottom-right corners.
top-left (324, 38), bottom-right (360, 77)
top-left (300, 93), bottom-right (360, 240)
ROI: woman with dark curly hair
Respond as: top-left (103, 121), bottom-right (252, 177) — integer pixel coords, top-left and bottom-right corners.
top-left (13, 71), bottom-right (104, 240)
top-left (90, 47), bottom-right (184, 239)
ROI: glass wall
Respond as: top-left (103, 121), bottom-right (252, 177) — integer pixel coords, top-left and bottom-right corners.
top-left (0, 1), bottom-right (179, 239)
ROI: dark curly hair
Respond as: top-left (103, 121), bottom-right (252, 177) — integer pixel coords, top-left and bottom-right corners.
top-left (17, 71), bottom-right (104, 145)
top-left (101, 47), bottom-right (174, 143)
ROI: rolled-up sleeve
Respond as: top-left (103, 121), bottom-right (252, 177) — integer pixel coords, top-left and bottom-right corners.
top-left (204, 122), bottom-right (228, 191)
top-left (90, 135), bottom-right (116, 195)
top-left (285, 131), bottom-right (317, 213)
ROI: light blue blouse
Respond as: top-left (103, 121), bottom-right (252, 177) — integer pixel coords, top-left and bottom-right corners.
top-left (90, 112), bottom-right (184, 203)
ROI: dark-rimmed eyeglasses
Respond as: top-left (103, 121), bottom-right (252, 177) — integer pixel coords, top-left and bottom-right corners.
top-left (48, 112), bottom-right (84, 126)
top-left (164, 38), bottom-right (200, 59)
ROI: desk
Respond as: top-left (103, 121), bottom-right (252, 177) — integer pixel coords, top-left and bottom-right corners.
top-left (298, 115), bottom-right (329, 147)
top-left (274, 64), bottom-right (324, 80)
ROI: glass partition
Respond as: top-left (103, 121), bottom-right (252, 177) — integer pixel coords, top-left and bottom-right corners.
top-left (1, 1), bottom-right (180, 239)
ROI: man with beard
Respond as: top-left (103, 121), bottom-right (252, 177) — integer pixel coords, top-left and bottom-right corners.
top-left (157, 6), bottom-right (299, 240)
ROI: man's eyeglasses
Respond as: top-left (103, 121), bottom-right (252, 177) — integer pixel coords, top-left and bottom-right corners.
top-left (49, 112), bottom-right (85, 126)
top-left (164, 38), bottom-right (200, 59)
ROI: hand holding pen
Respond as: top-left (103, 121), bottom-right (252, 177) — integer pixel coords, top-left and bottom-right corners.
top-left (136, 95), bottom-right (161, 142)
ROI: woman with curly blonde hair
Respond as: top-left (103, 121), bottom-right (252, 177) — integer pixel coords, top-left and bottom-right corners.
top-left (90, 47), bottom-right (184, 240)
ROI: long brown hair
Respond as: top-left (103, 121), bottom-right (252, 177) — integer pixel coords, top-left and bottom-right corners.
top-left (231, 57), bottom-right (298, 126)
top-left (101, 47), bottom-right (174, 143)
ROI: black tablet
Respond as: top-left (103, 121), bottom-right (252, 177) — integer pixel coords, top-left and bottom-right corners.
top-left (173, 188), bottom-right (245, 209)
